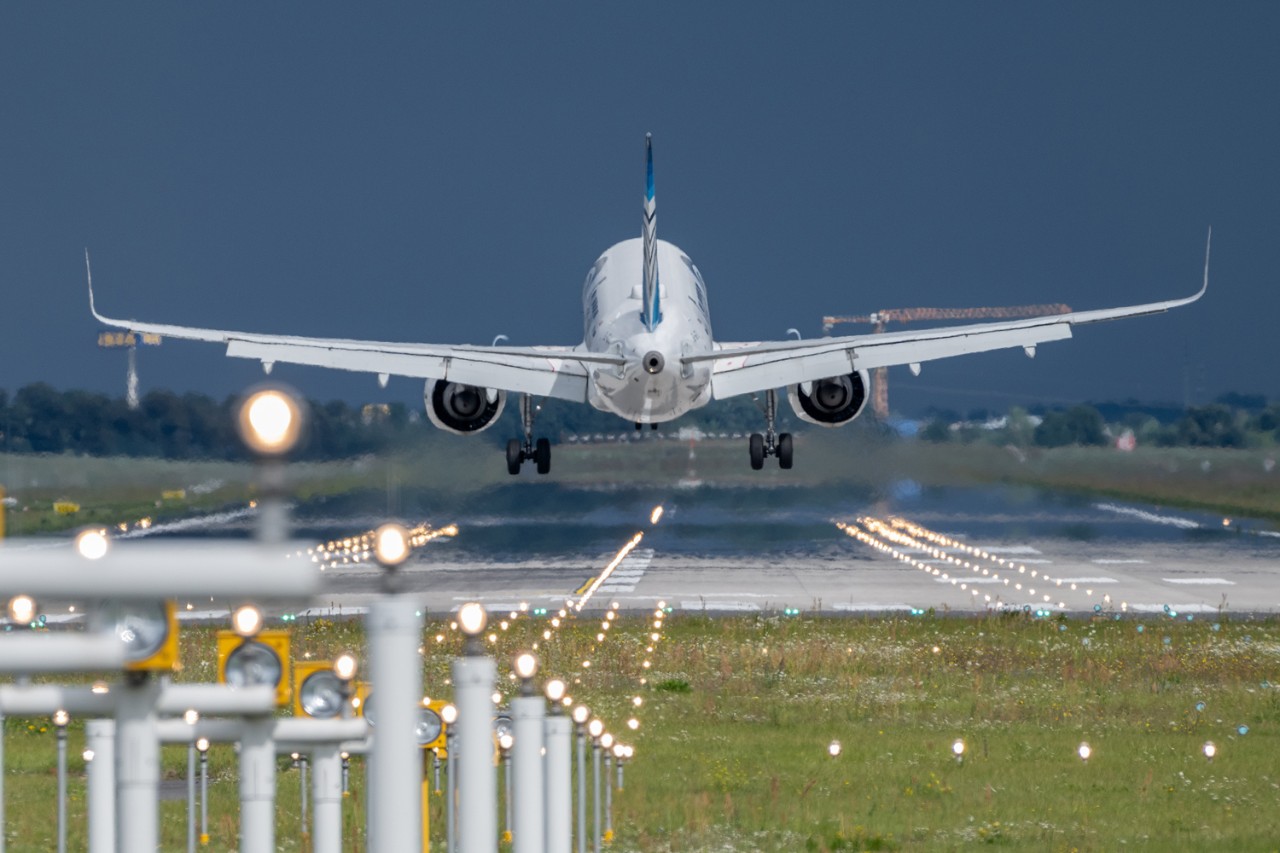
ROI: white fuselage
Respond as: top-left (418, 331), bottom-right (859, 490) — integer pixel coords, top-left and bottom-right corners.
top-left (580, 238), bottom-right (715, 423)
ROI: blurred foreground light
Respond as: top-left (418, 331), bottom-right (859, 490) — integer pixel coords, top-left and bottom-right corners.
top-left (828, 740), bottom-right (842, 758)
top-left (545, 678), bottom-right (566, 703)
top-left (498, 732), bottom-right (514, 752)
top-left (7, 595), bottom-right (36, 625)
top-left (572, 705), bottom-right (590, 726)
top-left (334, 653), bottom-right (358, 682)
top-left (75, 529), bottom-right (110, 560)
top-left (196, 738), bottom-right (210, 754)
top-left (183, 709), bottom-right (199, 726)
top-left (53, 709), bottom-right (70, 728)
top-left (627, 718), bottom-right (639, 731)
top-left (458, 602), bottom-right (488, 637)
top-left (1203, 741), bottom-right (1217, 760)
top-left (90, 681), bottom-right (110, 695)
top-left (514, 652), bottom-right (538, 680)
top-left (1077, 742), bottom-right (1092, 762)
top-left (588, 719), bottom-right (604, 739)
top-left (238, 387), bottom-right (303, 456)
top-left (650, 505), bottom-right (664, 525)
top-left (952, 738), bottom-right (966, 759)
top-left (613, 742), bottom-right (626, 759)
top-left (600, 732), bottom-right (614, 750)
top-left (492, 691), bottom-right (503, 706)
top-left (232, 605), bottom-right (264, 638)
top-left (373, 523), bottom-right (410, 568)
top-left (441, 704), bottom-right (458, 725)
top-left (82, 749), bottom-right (95, 763)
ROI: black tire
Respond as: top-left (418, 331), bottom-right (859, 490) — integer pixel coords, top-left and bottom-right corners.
top-left (534, 437), bottom-right (551, 475)
top-left (506, 439), bottom-right (523, 476)
top-left (749, 433), bottom-right (765, 470)
top-left (778, 433), bottom-right (794, 469)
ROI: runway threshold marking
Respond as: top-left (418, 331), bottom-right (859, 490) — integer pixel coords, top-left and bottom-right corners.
top-left (1163, 578), bottom-right (1236, 585)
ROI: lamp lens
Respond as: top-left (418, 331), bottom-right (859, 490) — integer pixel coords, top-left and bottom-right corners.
top-left (299, 670), bottom-right (345, 719)
top-left (416, 708), bottom-right (443, 745)
top-left (225, 641), bottom-right (283, 690)
top-left (113, 602), bottom-right (170, 662)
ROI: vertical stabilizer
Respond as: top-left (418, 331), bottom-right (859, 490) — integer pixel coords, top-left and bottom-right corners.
top-left (641, 133), bottom-right (662, 331)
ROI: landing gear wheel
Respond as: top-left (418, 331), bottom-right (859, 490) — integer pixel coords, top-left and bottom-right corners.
top-left (534, 438), bottom-right (551, 475)
top-left (777, 433), bottom-right (794, 469)
top-left (749, 433), bottom-right (765, 470)
top-left (506, 439), bottom-right (523, 475)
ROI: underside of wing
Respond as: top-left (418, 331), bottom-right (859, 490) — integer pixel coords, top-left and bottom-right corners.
top-left (694, 239), bottom-right (1209, 401)
top-left (87, 263), bottom-right (620, 403)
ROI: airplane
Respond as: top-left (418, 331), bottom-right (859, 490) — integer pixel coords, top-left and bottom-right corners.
top-left (89, 134), bottom-right (1209, 475)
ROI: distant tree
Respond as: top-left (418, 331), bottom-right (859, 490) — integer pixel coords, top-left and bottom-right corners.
top-left (920, 418), bottom-right (952, 443)
top-left (1034, 405), bottom-right (1106, 448)
top-left (1177, 405), bottom-right (1245, 448)
top-left (1215, 391), bottom-right (1267, 412)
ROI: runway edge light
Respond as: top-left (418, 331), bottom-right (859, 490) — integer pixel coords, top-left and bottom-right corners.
top-left (123, 600), bottom-right (180, 672)
top-left (217, 628), bottom-right (291, 707)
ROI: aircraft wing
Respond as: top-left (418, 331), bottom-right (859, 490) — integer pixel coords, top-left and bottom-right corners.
top-left (87, 259), bottom-right (622, 403)
top-left (690, 235), bottom-right (1210, 401)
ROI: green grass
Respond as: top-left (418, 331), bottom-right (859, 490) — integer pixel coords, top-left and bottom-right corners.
top-left (4, 613), bottom-right (1278, 851)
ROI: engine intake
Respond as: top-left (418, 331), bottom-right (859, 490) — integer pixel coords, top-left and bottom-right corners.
top-left (425, 380), bottom-right (506, 435)
top-left (787, 370), bottom-right (869, 427)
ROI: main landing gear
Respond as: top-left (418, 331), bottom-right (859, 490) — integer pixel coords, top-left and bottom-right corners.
top-left (506, 395), bottom-right (551, 475)
top-left (749, 389), bottom-right (793, 470)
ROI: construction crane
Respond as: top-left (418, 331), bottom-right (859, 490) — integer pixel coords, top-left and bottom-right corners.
top-left (97, 331), bottom-right (162, 410)
top-left (821, 303), bottom-right (1072, 420)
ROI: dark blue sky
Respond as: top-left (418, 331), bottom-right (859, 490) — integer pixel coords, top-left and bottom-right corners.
top-left (2, 4), bottom-right (1275, 416)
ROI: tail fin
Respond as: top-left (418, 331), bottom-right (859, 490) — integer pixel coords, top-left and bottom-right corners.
top-left (641, 133), bottom-right (662, 331)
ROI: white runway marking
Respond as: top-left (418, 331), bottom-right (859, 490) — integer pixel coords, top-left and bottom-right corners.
top-left (598, 548), bottom-right (654, 593)
top-left (1056, 577), bottom-right (1119, 584)
top-left (680, 600), bottom-right (760, 611)
top-left (177, 609), bottom-right (231, 622)
top-left (1163, 578), bottom-right (1235, 585)
top-left (1126, 603), bottom-right (1221, 613)
top-left (832, 603), bottom-right (915, 612)
top-left (935, 577), bottom-right (1004, 584)
top-left (981, 546), bottom-right (1042, 554)
top-left (1096, 503), bottom-right (1200, 529)
top-left (1092, 559), bottom-right (1147, 564)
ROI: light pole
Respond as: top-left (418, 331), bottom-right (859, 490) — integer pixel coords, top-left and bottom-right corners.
top-left (572, 705), bottom-right (590, 853)
top-left (196, 738), bottom-right (210, 847)
top-left (599, 732), bottom-right (614, 845)
top-left (588, 719), bottom-right (604, 853)
top-left (543, 679), bottom-right (571, 853)
top-left (52, 709), bottom-right (69, 853)
top-left (85, 719), bottom-right (115, 853)
top-left (370, 522), bottom-right (425, 853)
top-left (512, 652), bottom-right (546, 853)
top-left (499, 732), bottom-right (514, 844)
top-left (184, 709), bottom-right (199, 853)
top-left (453, 603), bottom-right (497, 853)
top-left (441, 703), bottom-right (458, 853)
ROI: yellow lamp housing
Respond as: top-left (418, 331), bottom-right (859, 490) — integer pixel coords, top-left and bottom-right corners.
top-left (420, 699), bottom-right (449, 752)
top-left (292, 662), bottom-right (362, 719)
top-left (122, 600), bottom-right (180, 673)
top-left (217, 629), bottom-right (292, 707)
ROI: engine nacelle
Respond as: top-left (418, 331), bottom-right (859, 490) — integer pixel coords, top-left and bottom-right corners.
top-left (787, 370), bottom-right (870, 427)
top-left (424, 380), bottom-right (506, 436)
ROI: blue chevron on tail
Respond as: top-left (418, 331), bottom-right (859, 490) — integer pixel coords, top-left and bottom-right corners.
top-left (641, 133), bottom-right (662, 331)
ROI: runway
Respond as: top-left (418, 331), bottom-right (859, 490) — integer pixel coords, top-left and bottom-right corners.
top-left (295, 485), bottom-right (1280, 619)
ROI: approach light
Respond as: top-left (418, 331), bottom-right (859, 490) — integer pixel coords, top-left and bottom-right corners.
top-left (334, 653), bottom-right (358, 682)
top-left (231, 605), bottom-right (264, 638)
top-left (183, 709), bottom-right (199, 726)
top-left (1077, 742), bottom-right (1092, 762)
top-left (224, 639), bottom-right (284, 692)
top-left (952, 738), bottom-right (966, 759)
top-left (458, 603), bottom-right (488, 636)
top-left (514, 652), bottom-right (538, 681)
top-left (1203, 741), bottom-right (1217, 761)
top-left (109, 601), bottom-right (179, 671)
top-left (572, 705), bottom-right (590, 726)
top-left (52, 709), bottom-right (70, 728)
top-left (498, 732), bottom-right (514, 752)
top-left (545, 678), bottom-right (567, 704)
top-left (293, 662), bottom-right (347, 719)
top-left (627, 718), bottom-right (639, 731)
top-left (373, 523), bottom-right (411, 568)
top-left (441, 704), bottom-right (458, 725)
top-left (82, 749), bottom-right (95, 763)
top-left (196, 738), bottom-right (210, 754)
top-left (588, 719), bottom-right (604, 739)
top-left (237, 387), bottom-right (303, 456)
top-left (75, 529), bottom-right (110, 560)
top-left (828, 740), bottom-right (842, 758)
top-left (7, 595), bottom-right (35, 625)
top-left (416, 705), bottom-right (445, 749)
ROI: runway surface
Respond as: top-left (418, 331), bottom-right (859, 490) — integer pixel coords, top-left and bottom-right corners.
top-left (288, 484), bottom-right (1280, 620)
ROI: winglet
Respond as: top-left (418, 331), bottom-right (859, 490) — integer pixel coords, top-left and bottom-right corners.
top-left (641, 133), bottom-right (662, 332)
top-left (85, 248), bottom-right (106, 323)
top-left (1200, 226), bottom-right (1211, 299)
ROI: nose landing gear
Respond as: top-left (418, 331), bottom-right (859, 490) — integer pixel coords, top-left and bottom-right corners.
top-left (749, 389), bottom-right (793, 470)
top-left (506, 395), bottom-right (551, 475)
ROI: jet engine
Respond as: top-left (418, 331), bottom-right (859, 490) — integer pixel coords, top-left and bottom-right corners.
top-left (424, 380), bottom-right (506, 435)
top-left (787, 370), bottom-right (870, 427)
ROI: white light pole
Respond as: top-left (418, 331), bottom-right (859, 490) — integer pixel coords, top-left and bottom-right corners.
top-left (311, 743), bottom-right (343, 853)
top-left (588, 719), bottom-right (604, 853)
top-left (369, 522), bottom-right (424, 853)
top-left (454, 603), bottom-right (497, 853)
top-left (543, 680), bottom-right (571, 853)
top-left (572, 705), bottom-right (590, 853)
top-left (442, 703), bottom-right (458, 853)
top-left (599, 732), bottom-right (614, 845)
top-left (512, 653), bottom-right (546, 853)
top-left (116, 675), bottom-right (161, 852)
top-left (184, 709), bottom-right (198, 853)
top-left (85, 719), bottom-right (115, 853)
top-left (53, 709), bottom-right (69, 853)
top-left (196, 737), bottom-right (210, 847)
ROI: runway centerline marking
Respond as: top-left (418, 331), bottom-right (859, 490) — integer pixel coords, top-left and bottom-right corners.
top-left (1163, 578), bottom-right (1236, 585)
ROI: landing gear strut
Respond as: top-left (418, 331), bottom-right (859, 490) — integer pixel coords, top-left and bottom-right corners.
top-left (506, 395), bottom-right (551, 475)
top-left (749, 389), bottom-right (793, 470)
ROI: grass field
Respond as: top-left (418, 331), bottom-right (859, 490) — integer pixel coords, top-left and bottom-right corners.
top-left (4, 612), bottom-right (1278, 852)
